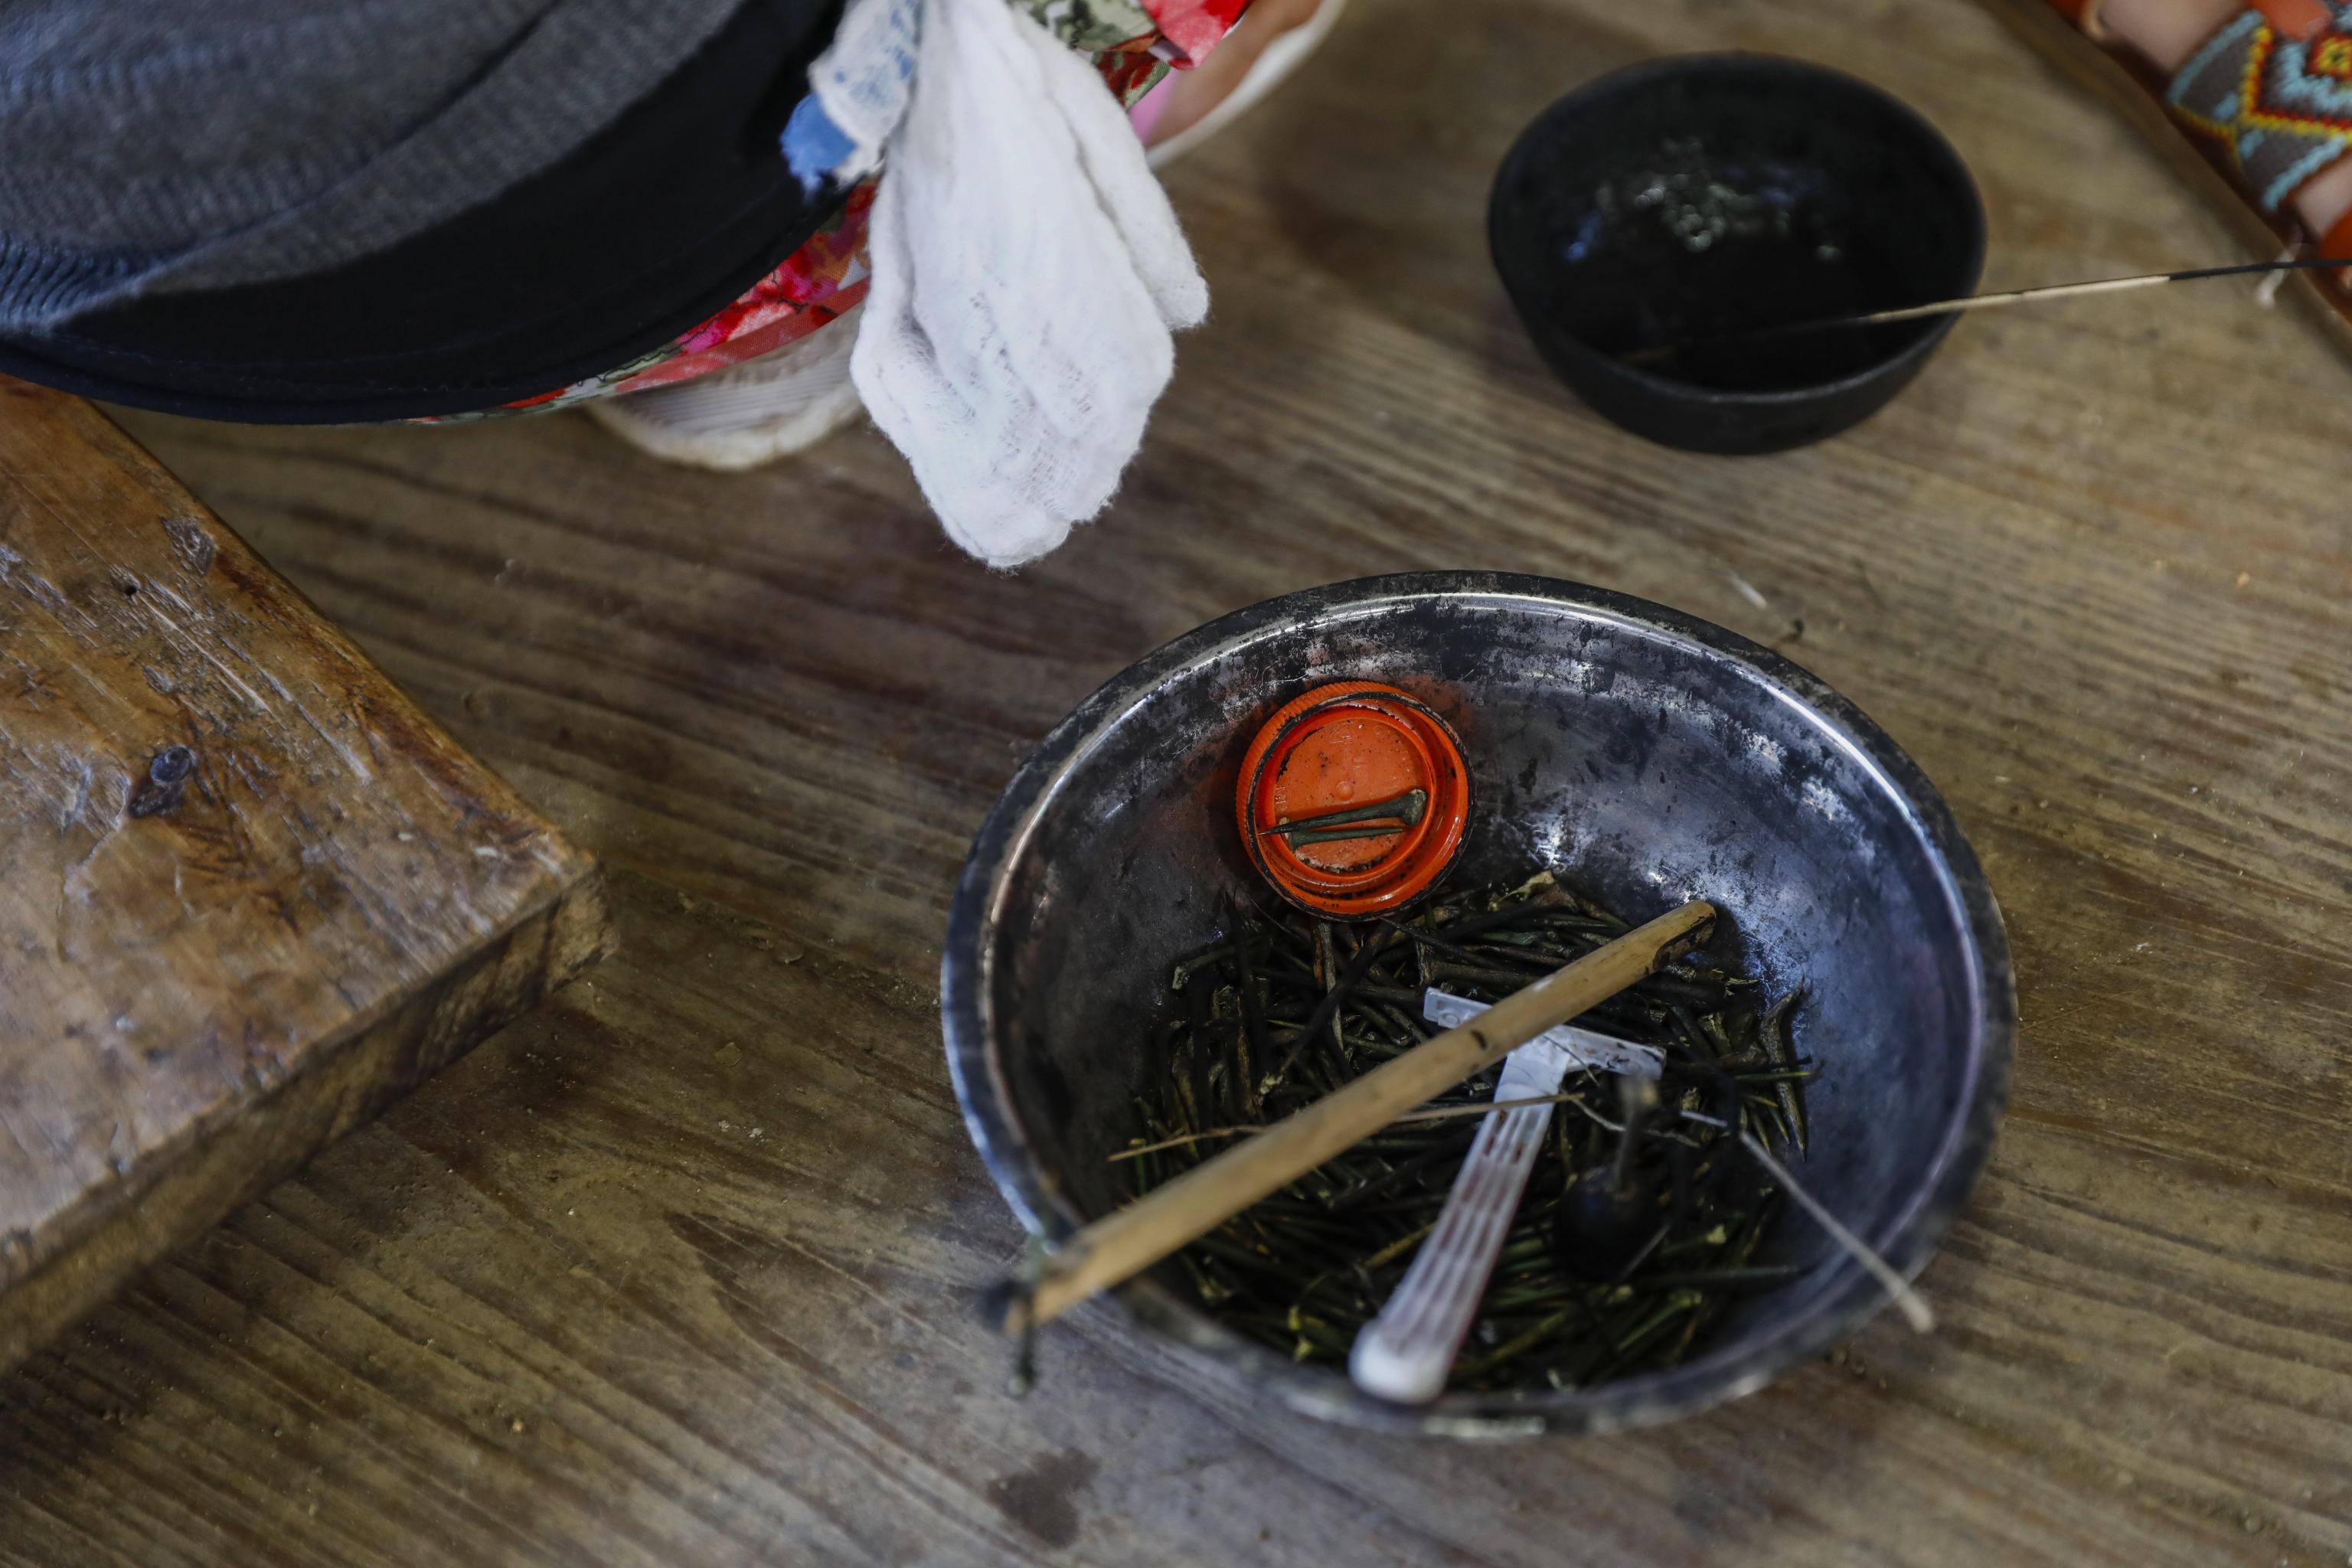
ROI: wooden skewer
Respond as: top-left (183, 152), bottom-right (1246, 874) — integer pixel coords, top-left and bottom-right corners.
top-left (998, 898), bottom-right (1717, 1331)
top-left (1621, 254), bottom-right (2352, 368)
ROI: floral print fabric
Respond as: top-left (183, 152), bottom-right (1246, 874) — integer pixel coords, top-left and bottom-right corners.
top-left (417, 0), bottom-right (1242, 424)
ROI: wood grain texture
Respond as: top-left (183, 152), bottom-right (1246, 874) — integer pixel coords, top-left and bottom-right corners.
top-left (0, 381), bottom-right (612, 1374)
top-left (2, 0), bottom-right (2348, 1560)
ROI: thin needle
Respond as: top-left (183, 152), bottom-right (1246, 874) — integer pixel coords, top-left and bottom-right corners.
top-left (1683, 1109), bottom-right (1936, 1333)
top-left (1623, 254), bottom-right (2352, 367)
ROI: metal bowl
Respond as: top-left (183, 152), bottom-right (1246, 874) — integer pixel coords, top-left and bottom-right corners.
top-left (1489, 54), bottom-right (1987, 455)
top-left (942, 573), bottom-right (2012, 1437)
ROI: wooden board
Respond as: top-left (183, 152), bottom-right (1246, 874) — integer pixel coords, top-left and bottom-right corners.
top-left (0, 380), bottom-right (612, 1376)
top-left (2, 0), bottom-right (2350, 1562)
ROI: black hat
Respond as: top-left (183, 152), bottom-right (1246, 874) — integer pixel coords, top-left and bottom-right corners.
top-left (0, 0), bottom-right (848, 421)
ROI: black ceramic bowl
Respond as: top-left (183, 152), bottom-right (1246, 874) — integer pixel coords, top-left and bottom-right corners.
top-left (942, 573), bottom-right (2014, 1437)
top-left (1490, 54), bottom-right (1986, 455)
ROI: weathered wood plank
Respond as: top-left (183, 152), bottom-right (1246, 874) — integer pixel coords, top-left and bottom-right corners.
top-left (0, 381), bottom-right (612, 1374)
top-left (1, 0), bottom-right (2347, 1560)
top-left (3, 871), bottom-right (2340, 1568)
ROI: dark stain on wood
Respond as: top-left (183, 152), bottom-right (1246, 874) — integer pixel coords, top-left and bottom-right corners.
top-left (987, 1448), bottom-right (1096, 1550)
top-left (125, 743), bottom-right (196, 818)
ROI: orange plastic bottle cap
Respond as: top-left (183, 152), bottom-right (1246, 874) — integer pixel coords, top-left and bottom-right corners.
top-left (1235, 681), bottom-right (1472, 920)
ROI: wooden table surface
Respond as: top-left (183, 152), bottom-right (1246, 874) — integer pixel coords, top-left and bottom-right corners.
top-left (6, 0), bottom-right (2350, 1562)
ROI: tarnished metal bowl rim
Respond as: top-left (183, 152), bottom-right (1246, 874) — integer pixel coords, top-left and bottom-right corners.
top-left (942, 572), bottom-right (2014, 1438)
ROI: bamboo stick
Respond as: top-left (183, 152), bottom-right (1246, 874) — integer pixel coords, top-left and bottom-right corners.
top-left (1004, 899), bottom-right (1717, 1330)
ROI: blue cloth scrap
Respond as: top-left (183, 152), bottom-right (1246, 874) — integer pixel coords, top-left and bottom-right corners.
top-left (779, 0), bottom-right (921, 191)
top-left (784, 96), bottom-right (859, 193)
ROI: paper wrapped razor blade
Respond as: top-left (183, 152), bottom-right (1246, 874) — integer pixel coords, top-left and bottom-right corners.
top-left (1419, 988), bottom-right (1664, 1080)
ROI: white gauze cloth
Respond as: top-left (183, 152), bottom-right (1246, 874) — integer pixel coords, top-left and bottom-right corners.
top-left (797, 0), bottom-right (1208, 566)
